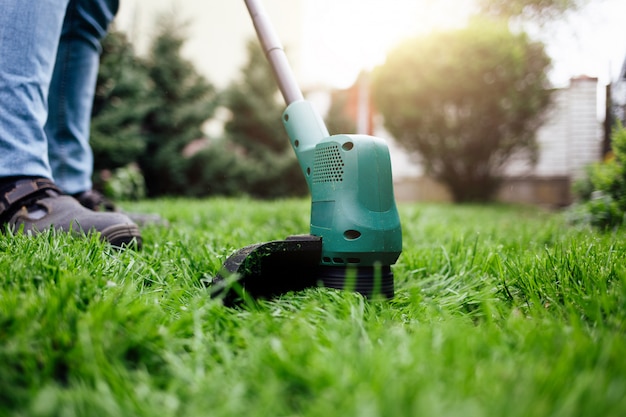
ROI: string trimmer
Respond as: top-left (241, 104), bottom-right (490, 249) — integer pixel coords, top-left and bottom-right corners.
top-left (212, 0), bottom-right (402, 304)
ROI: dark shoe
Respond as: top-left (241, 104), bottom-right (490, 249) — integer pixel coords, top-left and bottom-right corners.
top-left (72, 189), bottom-right (116, 211)
top-left (73, 189), bottom-right (168, 227)
top-left (0, 178), bottom-right (142, 249)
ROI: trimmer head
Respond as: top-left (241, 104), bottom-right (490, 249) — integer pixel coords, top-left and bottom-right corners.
top-left (213, 235), bottom-right (394, 306)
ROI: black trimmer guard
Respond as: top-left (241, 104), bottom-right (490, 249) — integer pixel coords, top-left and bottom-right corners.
top-left (211, 234), bottom-right (395, 306)
top-left (211, 235), bottom-right (323, 306)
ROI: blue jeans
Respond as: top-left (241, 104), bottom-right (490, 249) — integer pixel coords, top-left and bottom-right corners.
top-left (0, 0), bottom-right (118, 194)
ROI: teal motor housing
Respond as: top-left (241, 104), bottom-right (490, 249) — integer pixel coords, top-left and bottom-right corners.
top-left (213, 100), bottom-right (403, 303)
top-left (283, 100), bottom-right (402, 291)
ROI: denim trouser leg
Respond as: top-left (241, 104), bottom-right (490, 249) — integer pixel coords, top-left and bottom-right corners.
top-left (45, 0), bottom-right (119, 194)
top-left (0, 0), bottom-right (69, 180)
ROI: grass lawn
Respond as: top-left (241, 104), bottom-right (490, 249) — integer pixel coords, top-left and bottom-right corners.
top-left (1, 198), bottom-right (625, 416)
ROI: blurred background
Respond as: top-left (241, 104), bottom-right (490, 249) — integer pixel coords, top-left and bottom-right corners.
top-left (92, 0), bottom-right (626, 209)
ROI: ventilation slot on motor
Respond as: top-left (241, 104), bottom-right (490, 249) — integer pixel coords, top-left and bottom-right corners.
top-left (312, 144), bottom-right (345, 184)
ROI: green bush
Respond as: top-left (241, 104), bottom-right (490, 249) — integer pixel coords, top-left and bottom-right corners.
top-left (570, 122), bottom-right (626, 229)
top-left (571, 166), bottom-right (594, 201)
top-left (183, 141), bottom-right (249, 197)
top-left (103, 164), bottom-right (146, 201)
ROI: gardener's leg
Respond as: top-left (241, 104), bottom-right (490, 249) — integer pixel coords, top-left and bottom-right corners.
top-left (45, 0), bottom-right (119, 195)
top-left (0, 0), bottom-right (68, 181)
top-left (0, 0), bottom-right (141, 248)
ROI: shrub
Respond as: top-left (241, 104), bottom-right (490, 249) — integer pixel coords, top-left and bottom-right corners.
top-left (102, 164), bottom-right (146, 201)
top-left (570, 122), bottom-right (626, 229)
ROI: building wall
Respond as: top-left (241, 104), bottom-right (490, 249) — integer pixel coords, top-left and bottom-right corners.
top-left (566, 77), bottom-right (602, 179)
top-left (504, 76), bottom-right (601, 179)
top-left (394, 176), bottom-right (572, 207)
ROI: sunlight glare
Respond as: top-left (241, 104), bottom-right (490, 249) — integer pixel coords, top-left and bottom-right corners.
top-left (301, 0), bottom-right (473, 88)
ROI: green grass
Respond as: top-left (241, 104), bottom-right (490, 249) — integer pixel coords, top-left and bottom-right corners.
top-left (1, 198), bottom-right (625, 416)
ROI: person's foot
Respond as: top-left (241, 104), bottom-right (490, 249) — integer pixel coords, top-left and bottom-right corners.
top-left (73, 189), bottom-right (168, 227)
top-left (0, 178), bottom-right (141, 249)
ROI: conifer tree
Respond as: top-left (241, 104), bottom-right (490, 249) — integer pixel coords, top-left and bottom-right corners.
top-left (91, 30), bottom-right (152, 172)
top-left (139, 17), bottom-right (218, 196)
top-left (221, 40), bottom-right (307, 198)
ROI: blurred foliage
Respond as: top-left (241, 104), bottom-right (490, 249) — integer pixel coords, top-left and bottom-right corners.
top-left (184, 140), bottom-right (250, 197)
top-left (91, 24), bottom-right (307, 199)
top-left (220, 40), bottom-right (308, 198)
top-left (477, 0), bottom-right (587, 21)
top-left (103, 163), bottom-right (147, 201)
top-left (138, 17), bottom-right (219, 197)
top-left (570, 123), bottom-right (626, 229)
top-left (571, 166), bottom-right (594, 202)
top-left (91, 30), bottom-right (152, 171)
top-left (372, 18), bottom-right (552, 202)
top-left (91, 25), bottom-right (308, 199)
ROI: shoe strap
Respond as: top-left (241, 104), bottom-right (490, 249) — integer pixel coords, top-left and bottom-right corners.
top-left (74, 189), bottom-right (116, 212)
top-left (0, 178), bottom-right (61, 223)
